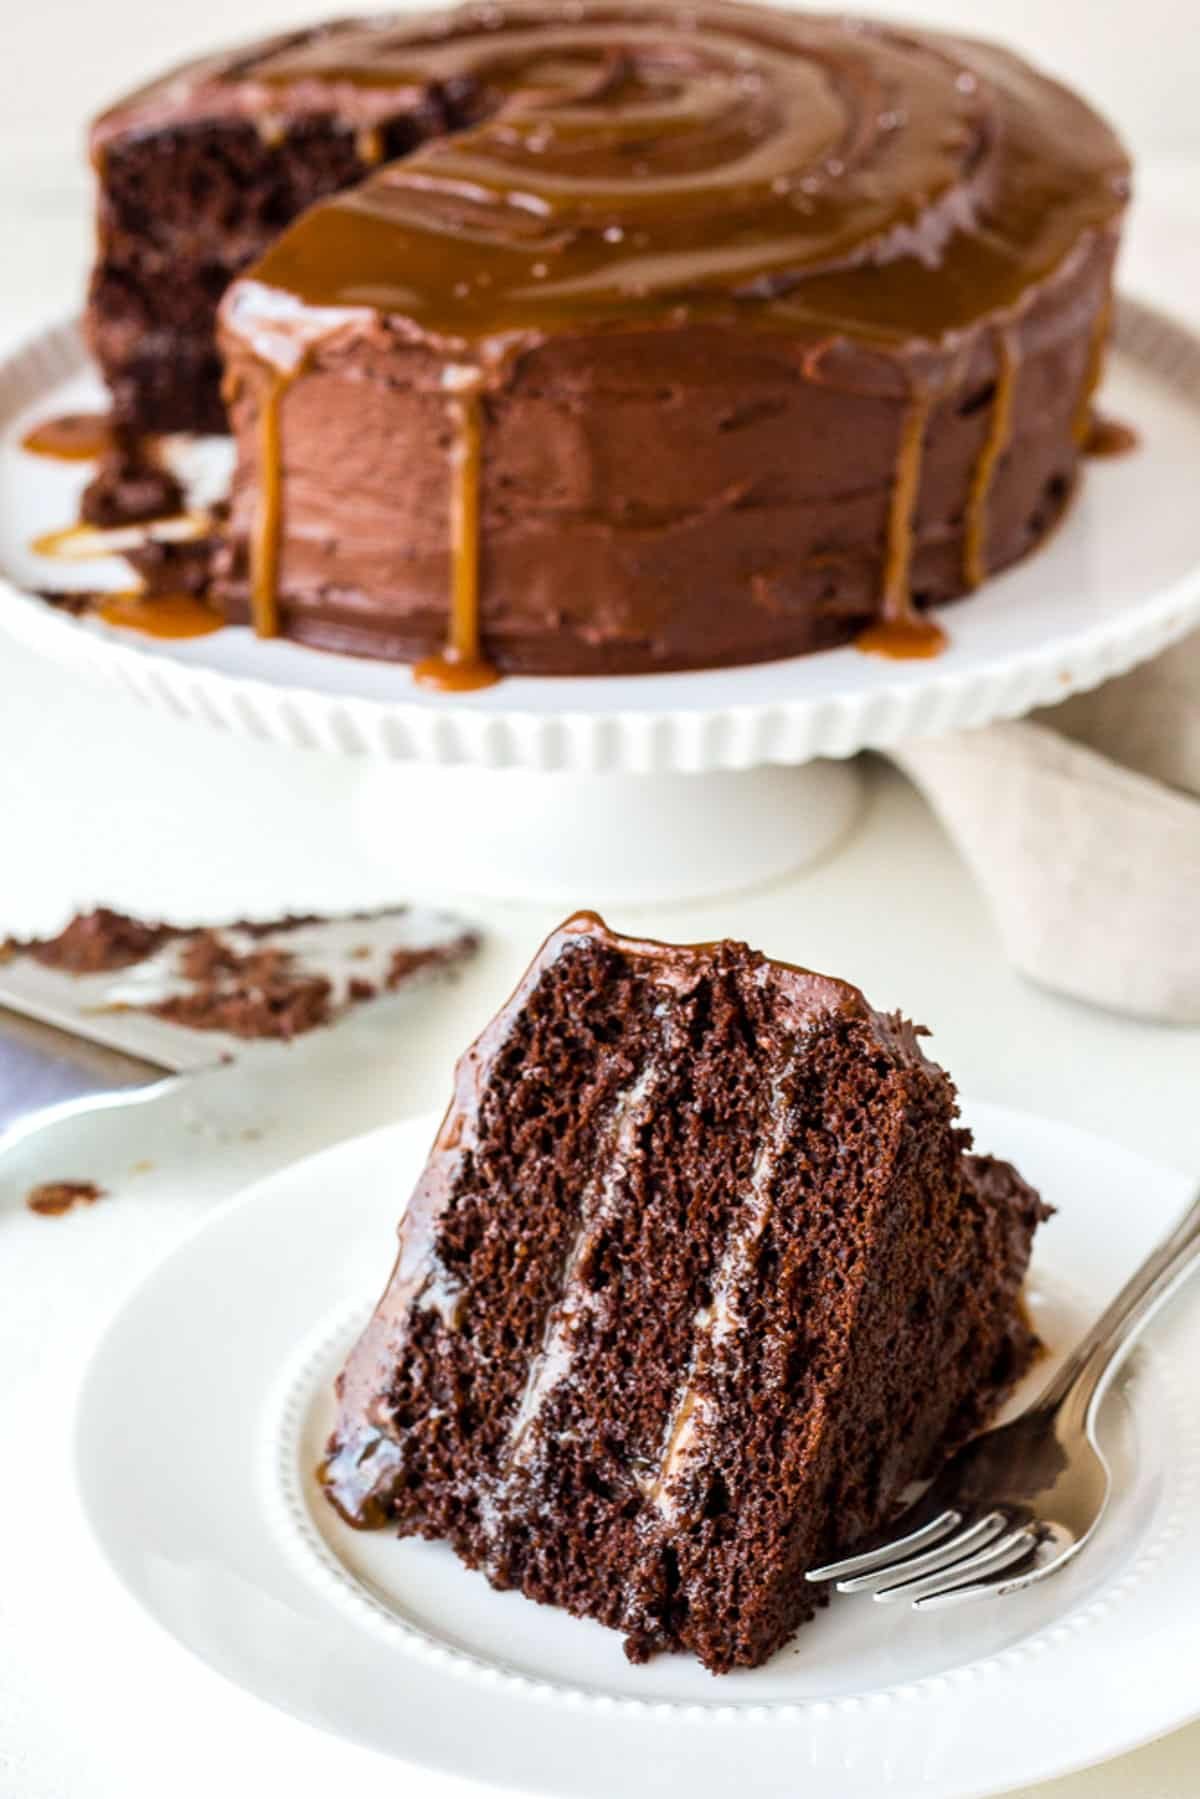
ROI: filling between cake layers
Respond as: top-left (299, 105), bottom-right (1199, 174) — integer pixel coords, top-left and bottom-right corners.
top-left (322, 924), bottom-right (1043, 1672)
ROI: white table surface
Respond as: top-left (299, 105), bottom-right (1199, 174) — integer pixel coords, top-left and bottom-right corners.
top-left (2, 155), bottom-right (1200, 1799)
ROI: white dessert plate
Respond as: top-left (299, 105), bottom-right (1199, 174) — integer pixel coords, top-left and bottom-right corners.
top-left (4, 301), bottom-right (1200, 774)
top-left (75, 1100), bottom-right (1200, 1799)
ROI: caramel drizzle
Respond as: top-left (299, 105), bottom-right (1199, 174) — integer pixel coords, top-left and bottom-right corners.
top-left (856, 385), bottom-right (946, 660)
top-left (31, 514), bottom-right (210, 561)
top-left (413, 381), bottom-right (500, 693)
top-left (230, 14), bottom-right (1129, 352)
top-left (251, 362), bottom-right (306, 637)
top-left (963, 326), bottom-right (1019, 591)
top-left (248, 353), bottom-right (500, 685)
top-left (355, 125), bottom-right (384, 166)
top-left (882, 384), bottom-right (932, 620)
top-left (32, 522), bottom-right (120, 559)
top-left (1083, 413), bottom-right (1139, 458)
top-left (97, 591), bottom-right (224, 639)
top-left (1073, 288), bottom-right (1113, 447)
top-left (21, 411), bottom-right (116, 462)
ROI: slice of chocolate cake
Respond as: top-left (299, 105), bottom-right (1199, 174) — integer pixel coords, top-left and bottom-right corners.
top-left (322, 913), bottom-right (1047, 1673)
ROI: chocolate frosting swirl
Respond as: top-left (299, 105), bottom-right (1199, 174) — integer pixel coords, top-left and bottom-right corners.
top-left (221, 3), bottom-right (1128, 361)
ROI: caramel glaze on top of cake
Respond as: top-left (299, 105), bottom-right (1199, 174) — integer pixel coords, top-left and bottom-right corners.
top-left (203, 3), bottom-right (1129, 681)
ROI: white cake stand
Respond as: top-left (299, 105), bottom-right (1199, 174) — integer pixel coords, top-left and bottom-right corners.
top-left (4, 299), bottom-right (1200, 902)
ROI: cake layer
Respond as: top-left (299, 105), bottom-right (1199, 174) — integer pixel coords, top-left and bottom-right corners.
top-left (322, 914), bottom-right (1048, 1672)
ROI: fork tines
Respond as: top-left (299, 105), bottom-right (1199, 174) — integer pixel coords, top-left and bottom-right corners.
top-left (807, 1507), bottom-right (1043, 1609)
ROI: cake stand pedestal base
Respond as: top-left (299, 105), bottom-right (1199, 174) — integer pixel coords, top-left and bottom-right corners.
top-left (351, 757), bottom-right (864, 906)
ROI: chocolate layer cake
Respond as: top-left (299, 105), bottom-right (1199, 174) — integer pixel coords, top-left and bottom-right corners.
top-left (89, 4), bottom-right (1129, 681)
top-left (322, 913), bottom-right (1048, 1672)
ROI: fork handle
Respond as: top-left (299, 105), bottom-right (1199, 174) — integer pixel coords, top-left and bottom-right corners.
top-left (1040, 1182), bottom-right (1200, 1419)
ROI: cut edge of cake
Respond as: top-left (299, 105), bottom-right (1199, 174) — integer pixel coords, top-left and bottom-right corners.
top-left (321, 911), bottom-right (1049, 1673)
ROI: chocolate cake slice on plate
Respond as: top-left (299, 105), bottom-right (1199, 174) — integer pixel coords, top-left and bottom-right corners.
top-left (321, 912), bottom-right (1048, 1673)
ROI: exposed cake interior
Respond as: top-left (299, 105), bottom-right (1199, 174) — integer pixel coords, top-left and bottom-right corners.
top-left (88, 68), bottom-right (453, 432)
top-left (323, 913), bottom-right (1046, 1673)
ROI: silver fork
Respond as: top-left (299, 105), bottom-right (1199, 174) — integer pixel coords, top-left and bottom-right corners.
top-left (807, 1183), bottom-right (1200, 1610)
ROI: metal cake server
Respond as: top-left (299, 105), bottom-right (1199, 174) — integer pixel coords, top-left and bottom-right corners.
top-left (0, 1002), bottom-right (179, 1135)
top-left (808, 1182), bottom-right (1200, 1609)
top-left (0, 999), bottom-right (207, 1182)
top-left (0, 950), bottom-right (226, 1196)
top-left (0, 905), bottom-right (481, 1204)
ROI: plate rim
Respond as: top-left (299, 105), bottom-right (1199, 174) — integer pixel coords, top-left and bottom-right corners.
top-left (4, 298), bottom-right (1200, 772)
top-left (71, 1100), bottom-right (1200, 1799)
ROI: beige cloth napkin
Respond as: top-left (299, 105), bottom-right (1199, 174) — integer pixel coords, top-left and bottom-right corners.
top-left (891, 627), bottom-right (1200, 1025)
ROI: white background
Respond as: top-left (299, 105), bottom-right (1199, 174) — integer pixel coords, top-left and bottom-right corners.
top-left (2, 3), bottom-right (1200, 1796)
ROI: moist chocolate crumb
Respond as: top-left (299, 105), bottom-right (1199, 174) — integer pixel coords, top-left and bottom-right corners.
top-left (126, 534), bottom-right (217, 599)
top-left (127, 500), bottom-right (227, 598)
top-left (27, 1179), bottom-right (106, 1217)
top-left (155, 932), bottom-right (336, 1039)
top-left (32, 588), bottom-right (96, 616)
top-left (386, 944), bottom-right (468, 988)
top-left (11, 907), bottom-right (178, 973)
top-left (81, 443), bottom-right (184, 527)
top-left (4, 907), bottom-right (480, 1042)
top-left (32, 495), bottom-right (227, 624)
